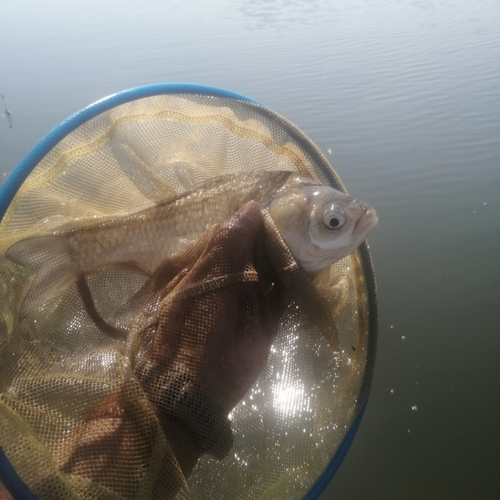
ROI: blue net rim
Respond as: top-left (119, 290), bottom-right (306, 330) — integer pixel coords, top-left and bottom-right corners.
top-left (0, 83), bottom-right (369, 500)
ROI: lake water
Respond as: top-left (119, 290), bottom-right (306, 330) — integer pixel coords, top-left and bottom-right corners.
top-left (1, 0), bottom-right (499, 498)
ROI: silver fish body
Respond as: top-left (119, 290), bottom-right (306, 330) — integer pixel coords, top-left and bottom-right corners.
top-left (6, 171), bottom-right (377, 316)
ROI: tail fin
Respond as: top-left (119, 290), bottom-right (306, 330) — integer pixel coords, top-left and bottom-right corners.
top-left (5, 234), bottom-right (78, 318)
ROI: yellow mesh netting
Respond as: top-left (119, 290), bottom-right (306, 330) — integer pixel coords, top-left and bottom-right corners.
top-left (0, 93), bottom-right (375, 500)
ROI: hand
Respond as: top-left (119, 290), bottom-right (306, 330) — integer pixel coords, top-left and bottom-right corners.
top-left (56, 202), bottom-right (286, 498)
top-left (148, 201), bottom-right (282, 411)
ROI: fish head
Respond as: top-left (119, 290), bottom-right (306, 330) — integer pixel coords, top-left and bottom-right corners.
top-left (268, 176), bottom-right (378, 274)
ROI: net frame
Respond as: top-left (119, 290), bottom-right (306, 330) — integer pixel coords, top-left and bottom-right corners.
top-left (0, 83), bottom-right (377, 500)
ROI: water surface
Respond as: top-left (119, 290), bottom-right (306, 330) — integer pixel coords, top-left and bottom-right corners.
top-left (1, 0), bottom-right (499, 498)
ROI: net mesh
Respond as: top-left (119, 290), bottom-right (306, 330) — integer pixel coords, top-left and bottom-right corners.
top-left (0, 94), bottom-right (376, 499)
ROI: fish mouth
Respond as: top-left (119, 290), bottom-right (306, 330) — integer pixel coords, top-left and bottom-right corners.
top-left (355, 208), bottom-right (378, 234)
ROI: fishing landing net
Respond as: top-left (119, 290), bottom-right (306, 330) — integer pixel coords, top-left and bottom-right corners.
top-left (0, 84), bottom-right (377, 500)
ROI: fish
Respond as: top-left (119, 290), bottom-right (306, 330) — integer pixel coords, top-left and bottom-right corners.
top-left (5, 171), bottom-right (377, 317)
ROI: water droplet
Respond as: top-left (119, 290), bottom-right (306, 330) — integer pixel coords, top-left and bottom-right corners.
top-left (390, 325), bottom-right (394, 329)
top-left (484, 202), bottom-right (487, 205)
top-left (390, 389), bottom-right (394, 394)
top-left (401, 335), bottom-right (406, 340)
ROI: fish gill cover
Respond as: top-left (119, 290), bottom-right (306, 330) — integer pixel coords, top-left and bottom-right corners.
top-left (0, 88), bottom-right (377, 500)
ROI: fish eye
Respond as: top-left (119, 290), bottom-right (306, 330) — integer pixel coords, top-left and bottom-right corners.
top-left (328, 217), bottom-right (341, 228)
top-left (322, 205), bottom-right (346, 230)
